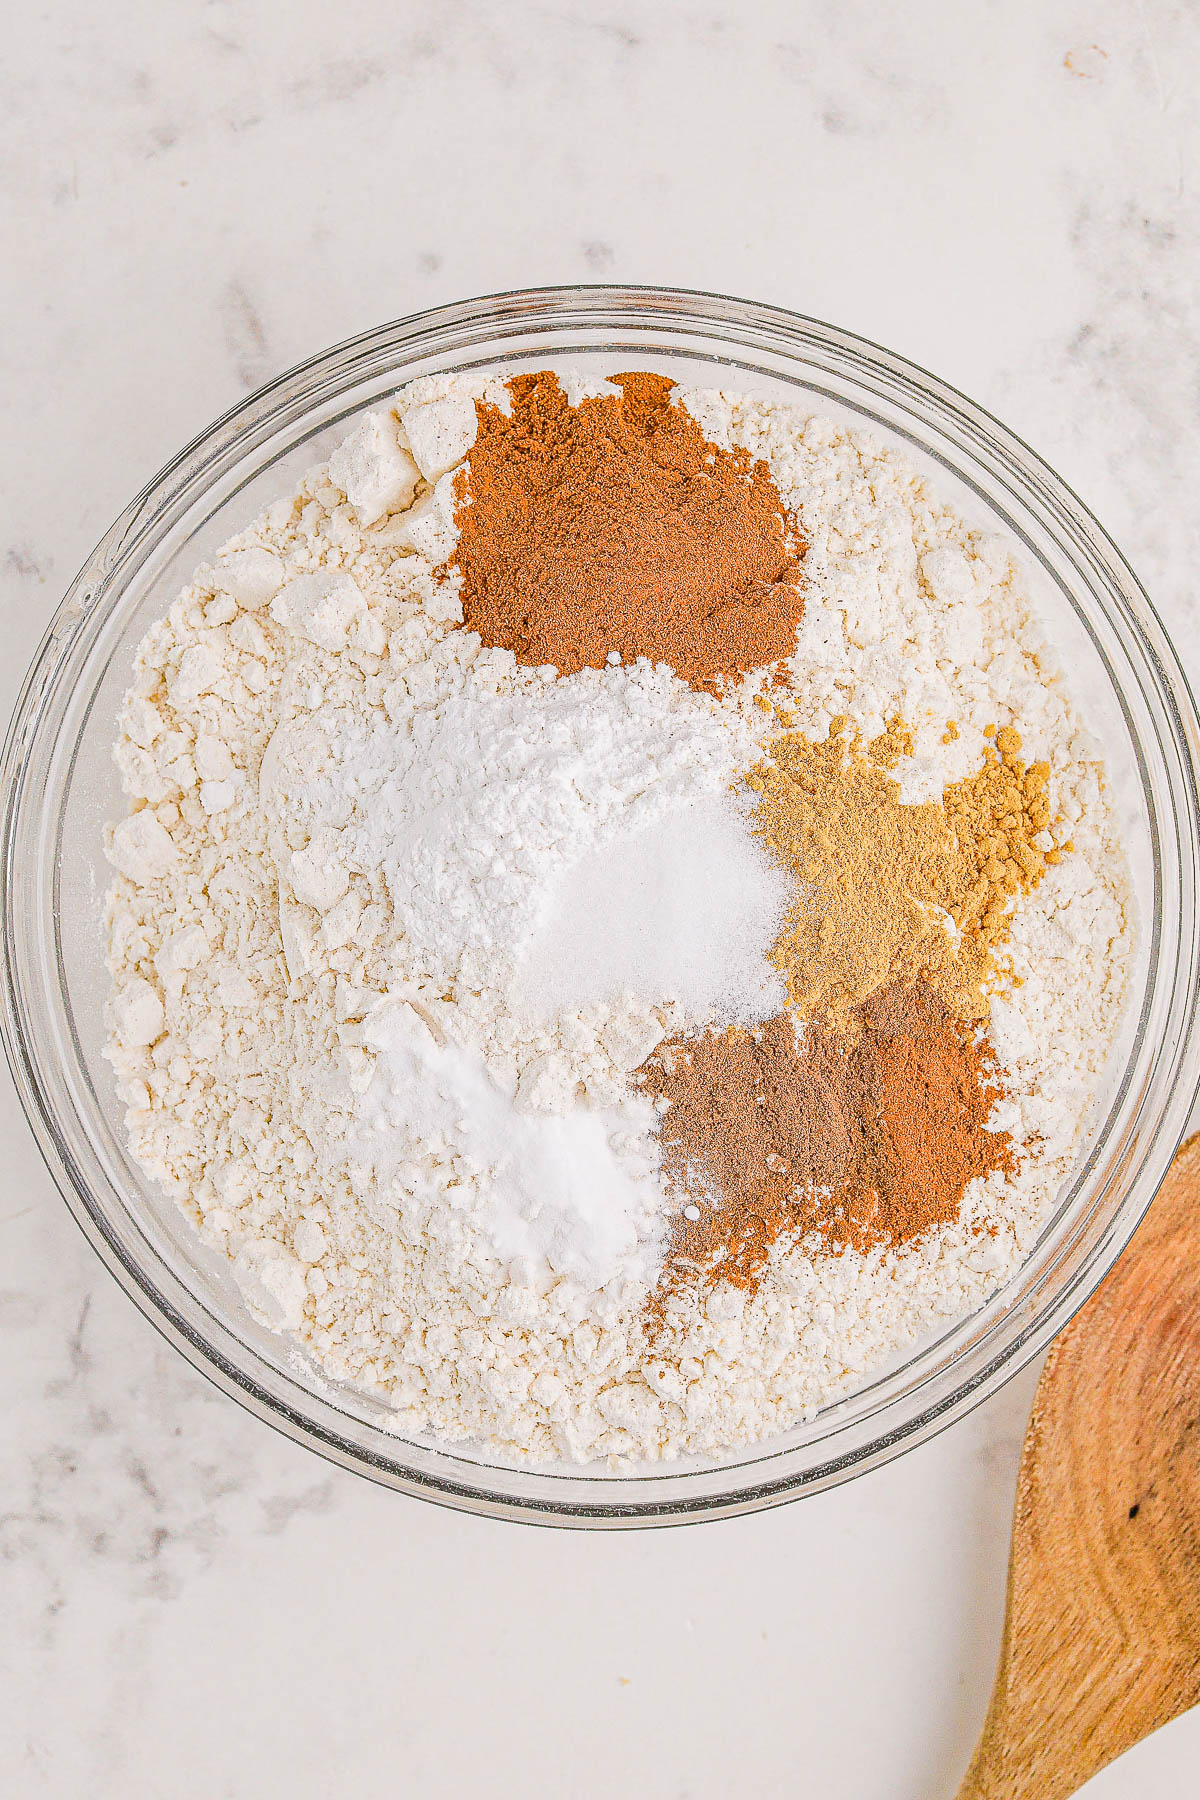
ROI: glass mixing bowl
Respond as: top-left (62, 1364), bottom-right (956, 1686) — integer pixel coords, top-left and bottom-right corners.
top-left (3, 286), bottom-right (1199, 1527)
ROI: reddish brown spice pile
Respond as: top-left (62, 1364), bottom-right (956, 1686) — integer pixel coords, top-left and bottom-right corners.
top-left (448, 371), bottom-right (806, 689)
top-left (638, 981), bottom-right (1014, 1308)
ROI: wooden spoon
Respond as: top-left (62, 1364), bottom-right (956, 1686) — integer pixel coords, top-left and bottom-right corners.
top-left (958, 1130), bottom-right (1200, 1799)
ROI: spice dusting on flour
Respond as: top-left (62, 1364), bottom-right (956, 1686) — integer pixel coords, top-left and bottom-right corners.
top-left (449, 371), bottom-right (806, 689)
top-left (640, 981), bottom-right (1013, 1311)
top-left (103, 367), bottom-right (1132, 1465)
top-left (752, 718), bottom-right (1059, 1026)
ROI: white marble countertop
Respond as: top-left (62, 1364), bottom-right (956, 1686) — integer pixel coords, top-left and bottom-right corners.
top-left (4, 4), bottom-right (1199, 1795)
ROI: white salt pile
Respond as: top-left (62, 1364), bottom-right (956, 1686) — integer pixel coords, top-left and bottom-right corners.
top-left (516, 795), bottom-right (789, 1025)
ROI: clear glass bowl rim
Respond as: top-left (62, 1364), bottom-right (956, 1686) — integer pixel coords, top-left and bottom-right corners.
top-left (4, 283), bottom-right (1199, 1528)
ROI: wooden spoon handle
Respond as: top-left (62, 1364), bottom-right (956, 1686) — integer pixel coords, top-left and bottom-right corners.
top-left (956, 1132), bottom-right (1200, 1800)
top-left (954, 1566), bottom-right (1084, 1800)
top-left (956, 1751), bottom-right (1011, 1800)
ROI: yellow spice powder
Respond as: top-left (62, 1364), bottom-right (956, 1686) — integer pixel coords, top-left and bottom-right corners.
top-left (751, 719), bottom-right (1057, 1026)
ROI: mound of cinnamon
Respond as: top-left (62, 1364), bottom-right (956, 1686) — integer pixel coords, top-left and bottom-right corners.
top-left (449, 372), bottom-right (805, 690)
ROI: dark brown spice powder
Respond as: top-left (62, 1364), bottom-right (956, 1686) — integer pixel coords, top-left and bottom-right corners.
top-left (638, 980), bottom-right (1014, 1310)
top-left (448, 371), bottom-right (806, 690)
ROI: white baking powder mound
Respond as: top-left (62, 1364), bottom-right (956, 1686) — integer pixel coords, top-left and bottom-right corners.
top-left (515, 794), bottom-right (791, 1026)
top-left (351, 1000), bottom-right (664, 1289)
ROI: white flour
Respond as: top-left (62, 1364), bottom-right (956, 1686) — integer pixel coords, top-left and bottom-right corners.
top-left (103, 372), bottom-right (1133, 1465)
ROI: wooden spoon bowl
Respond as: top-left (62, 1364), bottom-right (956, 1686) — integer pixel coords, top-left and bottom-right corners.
top-left (958, 1131), bottom-right (1200, 1798)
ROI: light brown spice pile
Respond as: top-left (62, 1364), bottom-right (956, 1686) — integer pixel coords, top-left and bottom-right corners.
top-left (639, 980), bottom-right (1013, 1308)
top-left (751, 719), bottom-right (1056, 1026)
top-left (448, 371), bottom-right (806, 690)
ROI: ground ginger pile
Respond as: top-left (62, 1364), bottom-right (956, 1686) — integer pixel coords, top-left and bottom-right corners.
top-left (749, 717), bottom-right (1060, 1027)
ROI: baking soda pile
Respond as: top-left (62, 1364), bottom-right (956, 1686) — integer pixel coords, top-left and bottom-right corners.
top-left (104, 369), bottom-right (1132, 1463)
